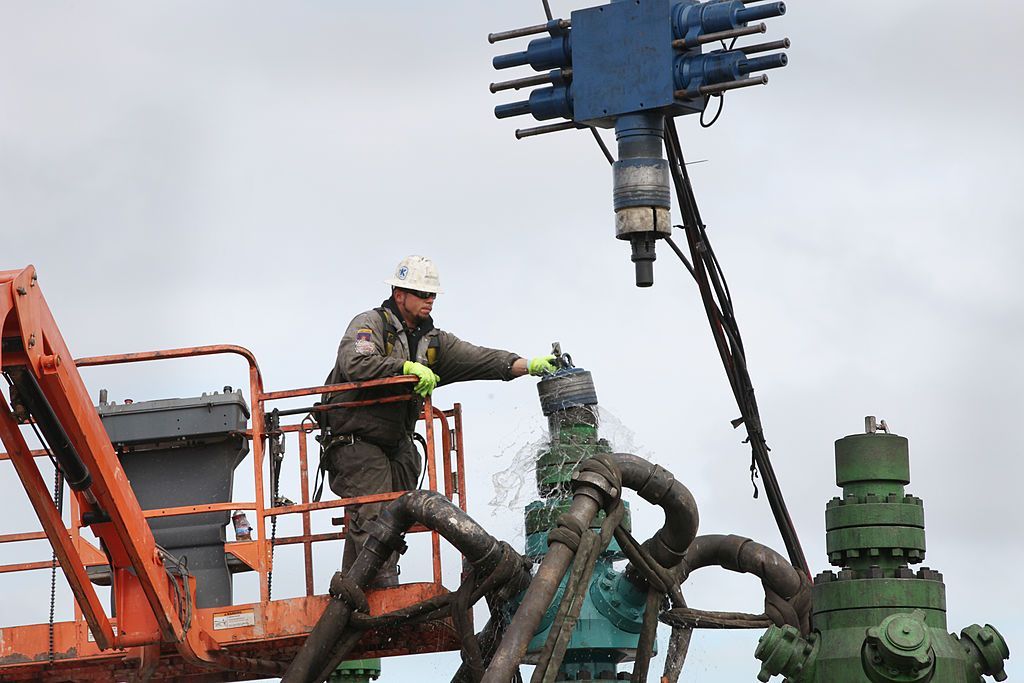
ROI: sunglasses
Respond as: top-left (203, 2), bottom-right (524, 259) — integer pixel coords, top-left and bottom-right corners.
top-left (400, 288), bottom-right (437, 300)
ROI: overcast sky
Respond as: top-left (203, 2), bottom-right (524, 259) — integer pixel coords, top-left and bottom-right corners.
top-left (1, 1), bottom-right (1022, 680)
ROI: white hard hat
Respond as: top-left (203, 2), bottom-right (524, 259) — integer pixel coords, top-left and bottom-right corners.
top-left (384, 255), bottom-right (443, 294)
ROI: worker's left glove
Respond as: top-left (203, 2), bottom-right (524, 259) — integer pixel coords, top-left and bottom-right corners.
top-left (527, 355), bottom-right (558, 376)
top-left (403, 361), bottom-right (440, 397)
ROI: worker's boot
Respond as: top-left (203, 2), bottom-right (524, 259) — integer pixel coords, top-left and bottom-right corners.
top-left (370, 562), bottom-right (400, 589)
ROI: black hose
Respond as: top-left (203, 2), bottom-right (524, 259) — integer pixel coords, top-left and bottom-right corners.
top-left (483, 452), bottom-right (700, 683)
top-left (531, 501), bottom-right (625, 683)
top-left (613, 453), bottom-right (699, 572)
top-left (384, 491), bottom-right (505, 568)
top-left (614, 523), bottom-right (684, 607)
top-left (283, 491), bottom-right (527, 683)
top-left (657, 535), bottom-right (808, 683)
top-left (660, 607), bottom-right (771, 630)
top-left (4, 367), bottom-right (92, 490)
top-left (663, 116), bottom-right (809, 576)
top-left (630, 588), bottom-right (662, 683)
top-left (675, 534), bottom-right (811, 634)
top-left (451, 606), bottom-right (518, 683)
top-left (661, 621), bottom-right (694, 683)
top-left (482, 492), bottom-right (603, 683)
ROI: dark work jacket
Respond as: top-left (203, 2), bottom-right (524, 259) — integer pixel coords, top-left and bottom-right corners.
top-left (322, 298), bottom-right (519, 446)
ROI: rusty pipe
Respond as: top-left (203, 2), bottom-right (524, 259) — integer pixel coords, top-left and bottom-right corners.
top-left (614, 452), bottom-right (699, 571)
top-left (481, 494), bottom-right (602, 683)
top-left (284, 491), bottom-right (526, 683)
top-left (678, 534), bottom-right (810, 633)
top-left (483, 452), bottom-right (698, 682)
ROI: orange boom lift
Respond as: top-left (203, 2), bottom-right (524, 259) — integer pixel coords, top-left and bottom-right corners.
top-left (0, 265), bottom-right (472, 681)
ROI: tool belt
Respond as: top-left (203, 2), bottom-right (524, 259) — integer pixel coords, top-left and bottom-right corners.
top-left (312, 433), bottom-right (361, 503)
top-left (322, 433), bottom-right (362, 450)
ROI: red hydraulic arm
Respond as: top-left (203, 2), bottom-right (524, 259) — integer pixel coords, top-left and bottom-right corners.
top-left (1, 264), bottom-right (473, 680)
top-left (0, 265), bottom-right (248, 672)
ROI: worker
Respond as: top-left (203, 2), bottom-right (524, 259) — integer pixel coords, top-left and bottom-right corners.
top-left (321, 255), bottom-right (557, 586)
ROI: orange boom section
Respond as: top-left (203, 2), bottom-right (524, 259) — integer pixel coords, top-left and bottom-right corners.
top-left (0, 265), bottom-right (471, 681)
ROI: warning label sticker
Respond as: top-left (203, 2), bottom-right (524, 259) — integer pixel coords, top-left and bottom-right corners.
top-left (213, 610), bottom-right (256, 630)
top-left (87, 625), bottom-right (117, 643)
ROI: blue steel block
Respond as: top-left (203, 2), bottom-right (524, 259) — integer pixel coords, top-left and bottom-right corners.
top-left (571, 0), bottom-right (687, 125)
top-left (491, 0), bottom-right (787, 125)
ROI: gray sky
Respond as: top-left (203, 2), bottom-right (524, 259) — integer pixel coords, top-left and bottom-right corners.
top-left (1, 1), bottom-right (1022, 680)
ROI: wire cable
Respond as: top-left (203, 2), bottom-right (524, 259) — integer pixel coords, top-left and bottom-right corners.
top-left (588, 127), bottom-right (615, 165)
top-left (700, 94), bottom-right (725, 128)
top-left (663, 115), bottom-right (808, 575)
top-left (582, 109), bottom-right (806, 572)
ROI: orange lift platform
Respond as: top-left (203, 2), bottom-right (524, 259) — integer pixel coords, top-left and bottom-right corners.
top-left (0, 265), bottom-right (472, 681)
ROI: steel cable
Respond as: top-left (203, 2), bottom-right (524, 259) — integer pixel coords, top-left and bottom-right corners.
top-left (583, 117), bottom-right (804, 576)
top-left (663, 116), bottom-right (809, 576)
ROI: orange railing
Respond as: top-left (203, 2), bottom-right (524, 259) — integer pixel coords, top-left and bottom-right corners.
top-left (0, 344), bottom-right (468, 651)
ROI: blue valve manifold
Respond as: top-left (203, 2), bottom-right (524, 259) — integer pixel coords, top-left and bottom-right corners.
top-left (490, 0), bottom-right (788, 127)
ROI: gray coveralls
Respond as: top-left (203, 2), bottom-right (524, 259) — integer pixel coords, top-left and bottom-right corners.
top-left (323, 298), bottom-right (519, 585)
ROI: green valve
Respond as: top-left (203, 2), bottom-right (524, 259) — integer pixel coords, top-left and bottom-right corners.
top-left (753, 417), bottom-right (1011, 682)
top-left (862, 610), bottom-right (934, 682)
top-left (330, 659), bottom-right (381, 682)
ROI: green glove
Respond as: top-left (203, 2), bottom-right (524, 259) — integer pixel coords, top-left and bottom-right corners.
top-left (403, 361), bottom-right (440, 397)
top-left (527, 355), bottom-right (558, 376)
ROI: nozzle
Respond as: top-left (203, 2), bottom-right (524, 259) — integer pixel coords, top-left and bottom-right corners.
top-left (630, 233), bottom-right (657, 287)
top-left (493, 51), bottom-right (530, 70)
top-left (492, 35), bottom-right (572, 72)
top-left (495, 85), bottom-right (573, 121)
top-left (737, 1), bottom-right (786, 23)
top-left (495, 99), bottom-right (532, 119)
top-left (742, 52), bottom-right (788, 74)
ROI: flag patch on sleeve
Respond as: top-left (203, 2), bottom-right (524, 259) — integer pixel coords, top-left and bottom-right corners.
top-left (354, 328), bottom-right (374, 354)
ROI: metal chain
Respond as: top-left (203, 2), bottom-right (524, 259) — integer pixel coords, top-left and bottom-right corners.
top-left (4, 370), bottom-right (66, 664)
top-left (266, 409), bottom-right (284, 600)
top-left (267, 487), bottom-right (279, 600)
top-left (48, 465), bottom-right (64, 665)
